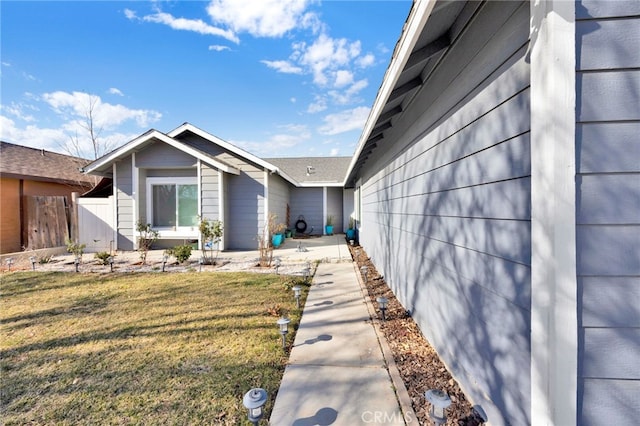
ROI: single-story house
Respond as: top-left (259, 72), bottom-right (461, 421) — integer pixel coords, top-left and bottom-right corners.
top-left (81, 123), bottom-right (352, 251)
top-left (345, 1), bottom-right (639, 425)
top-left (0, 141), bottom-right (96, 253)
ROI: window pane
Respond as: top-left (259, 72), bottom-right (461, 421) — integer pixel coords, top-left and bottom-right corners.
top-left (153, 185), bottom-right (176, 226)
top-left (178, 184), bottom-right (198, 226)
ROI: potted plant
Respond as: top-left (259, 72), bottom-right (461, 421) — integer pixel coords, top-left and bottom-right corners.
top-left (325, 215), bottom-right (334, 236)
top-left (346, 217), bottom-right (356, 240)
top-left (271, 222), bottom-right (286, 248)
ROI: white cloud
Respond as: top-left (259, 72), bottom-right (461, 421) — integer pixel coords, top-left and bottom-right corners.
top-left (317, 106), bottom-right (370, 136)
top-left (207, 0), bottom-right (317, 38)
top-left (1, 102), bottom-right (37, 122)
top-left (108, 87), bottom-right (124, 96)
top-left (42, 91), bottom-right (161, 129)
top-left (295, 34), bottom-right (362, 87)
top-left (1, 61), bottom-right (11, 67)
top-left (208, 44), bottom-right (230, 52)
top-left (329, 148), bottom-right (339, 156)
top-left (125, 8), bottom-right (239, 43)
top-left (230, 123), bottom-right (311, 157)
top-left (307, 95), bottom-right (327, 113)
top-left (328, 78), bottom-right (368, 105)
top-left (356, 53), bottom-right (375, 68)
top-left (334, 70), bottom-right (353, 88)
top-left (1, 91), bottom-right (161, 158)
top-left (261, 60), bottom-right (303, 74)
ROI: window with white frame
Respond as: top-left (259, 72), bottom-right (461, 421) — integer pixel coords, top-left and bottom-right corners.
top-left (147, 177), bottom-right (198, 230)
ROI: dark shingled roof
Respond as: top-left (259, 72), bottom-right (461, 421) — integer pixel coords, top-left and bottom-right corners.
top-left (265, 156), bottom-right (352, 185)
top-left (0, 141), bottom-right (96, 186)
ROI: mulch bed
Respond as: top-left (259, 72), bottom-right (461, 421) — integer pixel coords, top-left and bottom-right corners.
top-left (349, 244), bottom-right (486, 426)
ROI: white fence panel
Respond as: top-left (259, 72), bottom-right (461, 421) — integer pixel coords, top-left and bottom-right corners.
top-left (78, 197), bottom-right (114, 253)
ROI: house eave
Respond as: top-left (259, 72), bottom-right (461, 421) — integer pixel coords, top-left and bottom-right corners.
top-left (83, 129), bottom-right (240, 176)
top-left (344, 0), bottom-right (438, 187)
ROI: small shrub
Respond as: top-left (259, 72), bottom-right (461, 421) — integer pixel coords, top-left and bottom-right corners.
top-left (199, 217), bottom-right (223, 264)
top-left (136, 222), bottom-right (159, 264)
top-left (65, 239), bottom-right (86, 259)
top-left (166, 245), bottom-right (192, 264)
top-left (39, 255), bottom-right (53, 264)
top-left (94, 251), bottom-right (112, 265)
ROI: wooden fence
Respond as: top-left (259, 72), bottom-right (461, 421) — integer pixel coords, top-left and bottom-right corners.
top-left (22, 195), bottom-right (71, 250)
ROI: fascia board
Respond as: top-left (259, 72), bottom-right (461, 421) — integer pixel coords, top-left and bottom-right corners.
top-left (83, 130), bottom-right (240, 175)
top-left (343, 0), bottom-right (437, 185)
top-left (168, 123), bottom-right (279, 173)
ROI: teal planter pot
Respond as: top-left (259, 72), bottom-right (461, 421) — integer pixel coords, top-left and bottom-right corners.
top-left (346, 228), bottom-right (356, 240)
top-left (325, 225), bottom-right (334, 236)
top-left (271, 233), bottom-right (284, 248)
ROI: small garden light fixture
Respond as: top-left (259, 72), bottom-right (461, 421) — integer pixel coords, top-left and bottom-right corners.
top-left (274, 258), bottom-right (281, 274)
top-left (74, 256), bottom-right (80, 273)
top-left (199, 256), bottom-right (204, 272)
top-left (292, 285), bottom-right (302, 309)
top-left (360, 265), bottom-right (369, 283)
top-left (108, 256), bottom-right (114, 272)
top-left (6, 258), bottom-right (15, 272)
top-left (349, 239), bottom-right (355, 246)
top-left (29, 256), bottom-right (37, 271)
top-left (376, 296), bottom-right (389, 321)
top-left (162, 254), bottom-right (169, 272)
top-left (242, 387), bottom-right (268, 426)
top-left (277, 317), bottom-right (291, 350)
top-left (425, 389), bottom-right (452, 426)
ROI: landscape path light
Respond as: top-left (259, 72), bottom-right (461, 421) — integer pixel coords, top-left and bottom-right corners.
top-left (349, 239), bottom-right (355, 246)
top-left (425, 389), bottom-right (452, 426)
top-left (242, 387), bottom-right (268, 425)
top-left (108, 256), bottom-right (114, 272)
top-left (376, 296), bottom-right (389, 321)
top-left (277, 317), bottom-right (291, 350)
top-left (29, 256), bottom-right (37, 271)
top-left (292, 285), bottom-right (302, 309)
top-left (6, 258), bottom-right (15, 272)
top-left (74, 256), bottom-right (80, 273)
top-left (274, 258), bottom-right (281, 274)
top-left (162, 254), bottom-right (169, 272)
top-left (199, 256), bottom-right (204, 272)
top-left (360, 265), bottom-right (369, 283)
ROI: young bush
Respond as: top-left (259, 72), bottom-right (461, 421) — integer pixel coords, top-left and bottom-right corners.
top-left (136, 222), bottom-right (159, 264)
top-left (199, 218), bottom-right (223, 265)
top-left (166, 245), bottom-right (192, 264)
top-left (65, 239), bottom-right (86, 260)
top-left (94, 251), bottom-right (111, 265)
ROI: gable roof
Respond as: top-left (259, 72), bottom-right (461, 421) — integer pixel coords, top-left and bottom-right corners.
top-left (82, 129), bottom-right (240, 176)
top-left (0, 141), bottom-right (95, 186)
top-left (265, 157), bottom-right (352, 187)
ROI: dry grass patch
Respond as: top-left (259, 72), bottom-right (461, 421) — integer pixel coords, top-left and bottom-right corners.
top-left (1, 272), bottom-right (307, 425)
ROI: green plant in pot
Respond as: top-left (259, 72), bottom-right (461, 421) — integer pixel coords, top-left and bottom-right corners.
top-left (325, 215), bottom-right (334, 236)
top-left (346, 216), bottom-right (356, 240)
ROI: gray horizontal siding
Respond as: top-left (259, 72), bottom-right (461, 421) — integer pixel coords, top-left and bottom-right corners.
top-left (268, 174), bottom-right (290, 230)
top-left (116, 157), bottom-right (134, 250)
top-left (576, 3), bottom-right (640, 424)
top-left (358, 3), bottom-right (531, 424)
top-left (226, 168), bottom-right (264, 250)
top-left (135, 141), bottom-right (197, 168)
top-left (290, 187), bottom-right (323, 234)
top-left (200, 163), bottom-right (219, 220)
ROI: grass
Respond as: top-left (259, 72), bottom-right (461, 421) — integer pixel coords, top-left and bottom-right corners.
top-left (1, 271), bottom-right (308, 425)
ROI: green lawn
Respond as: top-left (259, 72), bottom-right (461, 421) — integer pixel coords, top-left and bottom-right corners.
top-left (1, 271), bottom-right (307, 425)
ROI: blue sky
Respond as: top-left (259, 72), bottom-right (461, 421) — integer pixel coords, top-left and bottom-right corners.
top-left (1, 1), bottom-right (412, 160)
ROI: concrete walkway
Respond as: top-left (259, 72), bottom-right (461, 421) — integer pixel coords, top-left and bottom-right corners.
top-left (270, 261), bottom-right (416, 425)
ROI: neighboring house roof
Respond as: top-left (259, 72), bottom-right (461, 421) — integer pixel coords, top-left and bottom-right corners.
top-left (265, 157), bottom-right (352, 187)
top-left (0, 141), bottom-right (95, 187)
top-left (82, 129), bottom-right (240, 176)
